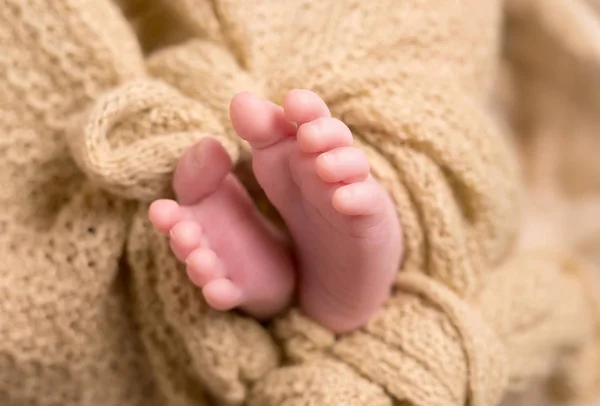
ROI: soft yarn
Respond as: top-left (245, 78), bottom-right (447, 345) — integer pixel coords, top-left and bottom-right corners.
top-left (0, 0), bottom-right (598, 405)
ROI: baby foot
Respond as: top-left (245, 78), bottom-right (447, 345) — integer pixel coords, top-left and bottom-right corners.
top-left (149, 138), bottom-right (295, 319)
top-left (230, 90), bottom-right (402, 333)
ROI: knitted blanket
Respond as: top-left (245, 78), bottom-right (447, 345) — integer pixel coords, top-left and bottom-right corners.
top-left (0, 0), bottom-right (598, 405)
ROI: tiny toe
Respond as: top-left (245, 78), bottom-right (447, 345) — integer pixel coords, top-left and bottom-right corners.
top-left (316, 147), bottom-right (370, 183)
top-left (283, 89), bottom-right (331, 125)
top-left (230, 92), bottom-right (296, 150)
top-left (297, 117), bottom-right (353, 153)
top-left (186, 248), bottom-right (224, 287)
top-left (332, 181), bottom-right (385, 216)
top-left (169, 221), bottom-right (205, 261)
top-left (202, 279), bottom-right (244, 311)
top-left (149, 199), bottom-right (181, 234)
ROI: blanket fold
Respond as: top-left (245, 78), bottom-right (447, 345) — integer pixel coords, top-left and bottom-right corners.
top-left (0, 0), bottom-right (598, 405)
top-left (251, 253), bottom-right (599, 406)
top-left (66, 79), bottom-right (240, 202)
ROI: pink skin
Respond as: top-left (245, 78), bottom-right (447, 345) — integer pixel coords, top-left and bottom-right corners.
top-left (149, 139), bottom-right (294, 319)
top-left (149, 89), bottom-right (402, 333)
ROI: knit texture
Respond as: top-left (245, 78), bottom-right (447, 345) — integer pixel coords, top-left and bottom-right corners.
top-left (0, 0), bottom-right (598, 405)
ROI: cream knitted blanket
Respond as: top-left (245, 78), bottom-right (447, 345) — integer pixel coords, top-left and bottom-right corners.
top-left (0, 0), bottom-right (598, 405)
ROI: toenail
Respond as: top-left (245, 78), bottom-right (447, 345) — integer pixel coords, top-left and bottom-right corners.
top-left (170, 224), bottom-right (190, 240)
top-left (341, 187), bottom-right (356, 201)
top-left (202, 250), bottom-right (217, 265)
top-left (320, 151), bottom-right (334, 163)
top-left (297, 90), bottom-right (312, 104)
top-left (192, 143), bottom-right (204, 167)
top-left (307, 120), bottom-right (322, 134)
top-left (170, 226), bottom-right (184, 238)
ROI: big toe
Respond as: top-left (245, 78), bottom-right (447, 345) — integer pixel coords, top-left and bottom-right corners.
top-left (230, 92), bottom-right (300, 203)
top-left (173, 138), bottom-right (232, 206)
top-left (230, 92), bottom-right (296, 150)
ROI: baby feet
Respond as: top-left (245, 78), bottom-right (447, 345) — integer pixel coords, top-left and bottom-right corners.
top-left (230, 90), bottom-right (402, 332)
top-left (149, 138), bottom-right (295, 319)
top-left (149, 89), bottom-right (402, 332)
